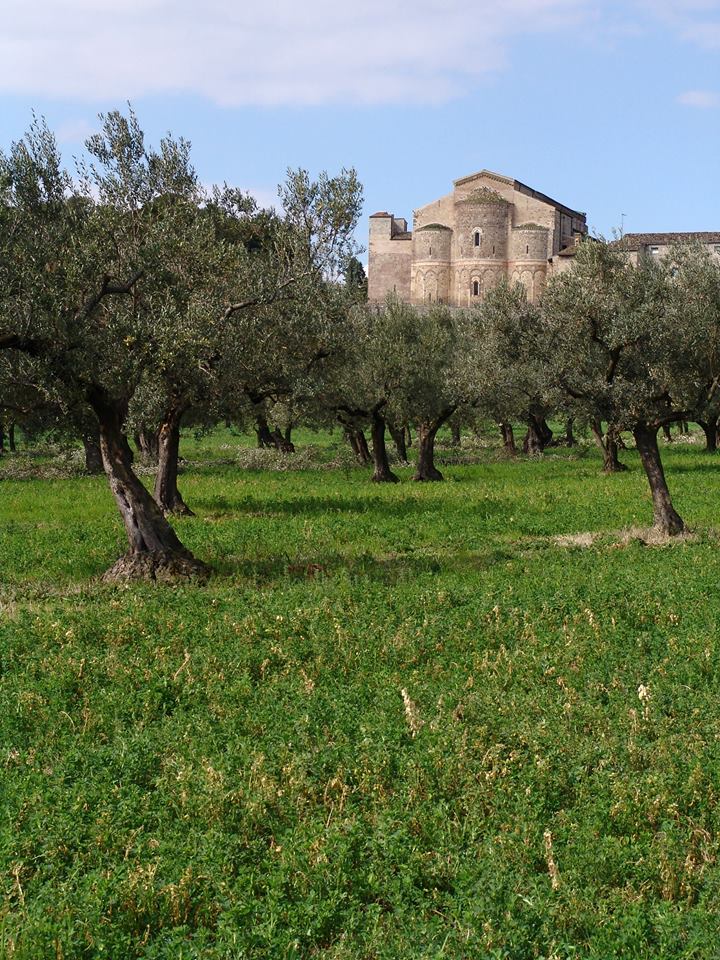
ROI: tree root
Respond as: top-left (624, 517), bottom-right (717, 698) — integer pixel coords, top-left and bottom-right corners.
top-left (161, 501), bottom-right (195, 517)
top-left (102, 550), bottom-right (210, 583)
top-left (413, 471), bottom-right (444, 482)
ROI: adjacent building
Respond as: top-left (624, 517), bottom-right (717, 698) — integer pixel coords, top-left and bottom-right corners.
top-left (368, 168), bottom-right (587, 306)
top-left (618, 232), bottom-right (720, 264)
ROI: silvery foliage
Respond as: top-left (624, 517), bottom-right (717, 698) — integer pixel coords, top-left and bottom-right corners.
top-left (539, 240), bottom-right (720, 430)
top-left (325, 296), bottom-right (482, 430)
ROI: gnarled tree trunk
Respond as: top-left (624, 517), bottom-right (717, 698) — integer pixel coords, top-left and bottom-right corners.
top-left (414, 407), bottom-right (456, 481)
top-left (355, 428), bottom-right (371, 464)
top-left (154, 403), bottom-right (194, 516)
top-left (523, 421), bottom-right (543, 455)
top-left (82, 427), bottom-right (104, 475)
top-left (449, 422), bottom-right (461, 447)
top-left (388, 420), bottom-right (408, 462)
top-left (590, 420), bottom-right (626, 473)
top-left (270, 427), bottom-right (294, 453)
top-left (344, 425), bottom-right (372, 465)
top-left (370, 409), bottom-right (399, 483)
top-left (8, 422), bottom-right (16, 453)
top-left (89, 389), bottom-right (207, 581)
top-left (415, 422), bottom-right (443, 481)
top-left (564, 418), bottom-right (576, 447)
top-left (135, 425), bottom-right (159, 463)
top-left (255, 413), bottom-right (274, 448)
top-left (633, 423), bottom-right (684, 536)
top-left (523, 414), bottom-right (552, 455)
top-left (499, 422), bottom-right (516, 454)
top-left (697, 418), bottom-right (718, 452)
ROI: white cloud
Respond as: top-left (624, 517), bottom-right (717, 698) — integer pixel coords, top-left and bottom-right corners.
top-left (0, 0), bottom-right (590, 106)
top-left (676, 89), bottom-right (720, 107)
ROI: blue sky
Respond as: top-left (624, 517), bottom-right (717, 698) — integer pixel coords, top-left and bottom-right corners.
top-left (1, 0), bottom-right (719, 254)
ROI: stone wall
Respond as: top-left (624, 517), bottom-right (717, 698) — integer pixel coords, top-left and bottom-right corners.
top-left (510, 225), bottom-right (550, 262)
top-left (368, 213), bottom-right (412, 302)
top-left (453, 195), bottom-right (510, 262)
top-left (410, 224), bottom-right (452, 304)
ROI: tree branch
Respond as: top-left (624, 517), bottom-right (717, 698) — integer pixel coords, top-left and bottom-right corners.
top-left (0, 334), bottom-right (43, 355)
top-left (222, 277), bottom-right (298, 321)
top-left (75, 270), bottom-right (144, 323)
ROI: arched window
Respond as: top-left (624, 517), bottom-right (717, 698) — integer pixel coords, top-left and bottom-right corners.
top-left (474, 231), bottom-right (481, 247)
top-left (472, 279), bottom-right (480, 297)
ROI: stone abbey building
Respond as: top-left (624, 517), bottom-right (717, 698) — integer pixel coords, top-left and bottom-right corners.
top-left (368, 168), bottom-right (588, 306)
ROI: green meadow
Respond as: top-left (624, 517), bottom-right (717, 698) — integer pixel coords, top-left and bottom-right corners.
top-left (3, 430), bottom-right (720, 958)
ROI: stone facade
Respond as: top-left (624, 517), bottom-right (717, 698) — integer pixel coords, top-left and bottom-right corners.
top-left (368, 169), bottom-right (587, 306)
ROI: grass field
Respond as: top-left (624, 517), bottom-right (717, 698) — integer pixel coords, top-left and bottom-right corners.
top-left (2, 428), bottom-right (720, 958)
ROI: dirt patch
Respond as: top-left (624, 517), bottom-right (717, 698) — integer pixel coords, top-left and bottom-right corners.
top-left (614, 526), bottom-right (698, 548)
top-left (553, 532), bottom-right (597, 549)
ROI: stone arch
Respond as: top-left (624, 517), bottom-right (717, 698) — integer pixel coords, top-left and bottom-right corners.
top-left (532, 269), bottom-right (547, 301)
top-left (423, 269), bottom-right (437, 303)
top-left (520, 270), bottom-right (533, 299)
top-left (483, 269), bottom-right (499, 297)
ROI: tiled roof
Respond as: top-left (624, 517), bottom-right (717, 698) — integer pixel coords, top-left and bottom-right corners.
top-left (619, 232), bottom-right (720, 250)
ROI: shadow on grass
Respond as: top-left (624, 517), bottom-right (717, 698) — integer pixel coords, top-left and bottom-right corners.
top-left (195, 494), bottom-right (431, 519)
top-left (664, 460), bottom-right (720, 475)
top-left (193, 492), bottom-right (514, 521)
top-left (211, 545), bottom-right (516, 586)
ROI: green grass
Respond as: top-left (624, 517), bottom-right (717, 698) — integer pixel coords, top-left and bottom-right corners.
top-left (3, 430), bottom-right (720, 958)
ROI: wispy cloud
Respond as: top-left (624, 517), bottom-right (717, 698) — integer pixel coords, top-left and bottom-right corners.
top-left (246, 186), bottom-right (280, 211)
top-left (676, 89), bottom-right (720, 107)
top-left (638, 0), bottom-right (720, 46)
top-left (0, 0), bottom-right (591, 106)
top-left (55, 119), bottom-right (98, 144)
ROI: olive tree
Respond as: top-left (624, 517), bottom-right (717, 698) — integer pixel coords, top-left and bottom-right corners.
top-left (356, 298), bottom-right (479, 482)
top-left (540, 240), bottom-right (720, 535)
top-left (467, 280), bottom-right (553, 456)
top-left (0, 111), bottom-right (225, 578)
